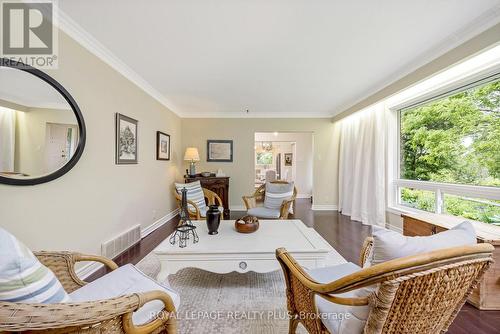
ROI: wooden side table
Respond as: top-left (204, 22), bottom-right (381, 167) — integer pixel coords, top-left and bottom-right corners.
top-left (185, 175), bottom-right (230, 219)
top-left (402, 212), bottom-right (500, 310)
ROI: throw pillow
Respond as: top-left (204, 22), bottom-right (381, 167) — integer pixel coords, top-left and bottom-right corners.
top-left (175, 181), bottom-right (206, 212)
top-left (0, 227), bottom-right (70, 303)
top-left (264, 182), bottom-right (294, 213)
top-left (369, 221), bottom-right (476, 266)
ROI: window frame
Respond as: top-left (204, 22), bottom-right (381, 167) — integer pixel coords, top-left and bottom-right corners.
top-left (389, 69), bottom-right (500, 218)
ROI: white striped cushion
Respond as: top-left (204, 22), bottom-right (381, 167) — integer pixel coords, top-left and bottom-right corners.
top-left (264, 182), bottom-right (294, 212)
top-left (175, 181), bottom-right (207, 212)
top-left (0, 227), bottom-right (70, 303)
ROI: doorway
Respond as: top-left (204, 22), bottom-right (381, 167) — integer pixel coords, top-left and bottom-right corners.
top-left (45, 122), bottom-right (79, 173)
top-left (254, 132), bottom-right (313, 199)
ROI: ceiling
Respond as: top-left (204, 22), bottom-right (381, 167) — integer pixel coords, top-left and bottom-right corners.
top-left (59, 0), bottom-right (500, 118)
top-left (0, 67), bottom-right (70, 110)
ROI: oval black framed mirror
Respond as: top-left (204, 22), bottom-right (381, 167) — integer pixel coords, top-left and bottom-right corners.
top-left (0, 58), bottom-right (86, 185)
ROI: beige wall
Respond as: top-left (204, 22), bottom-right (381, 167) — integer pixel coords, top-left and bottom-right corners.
top-left (14, 107), bottom-right (77, 176)
top-left (181, 118), bottom-right (339, 209)
top-left (0, 31), bottom-right (183, 254)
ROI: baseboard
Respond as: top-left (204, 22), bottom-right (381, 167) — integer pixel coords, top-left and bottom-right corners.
top-left (311, 204), bottom-right (338, 211)
top-left (230, 205), bottom-right (246, 211)
top-left (297, 193), bottom-right (312, 199)
top-left (76, 208), bottom-right (180, 280)
top-left (141, 208), bottom-right (180, 238)
top-left (386, 223), bottom-right (403, 234)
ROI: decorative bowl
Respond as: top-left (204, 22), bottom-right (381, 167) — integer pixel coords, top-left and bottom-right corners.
top-left (201, 172), bottom-right (212, 177)
top-left (235, 215), bottom-right (259, 233)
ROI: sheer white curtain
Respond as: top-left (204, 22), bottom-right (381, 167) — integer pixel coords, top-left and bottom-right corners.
top-left (337, 103), bottom-right (387, 226)
top-left (0, 107), bottom-right (16, 172)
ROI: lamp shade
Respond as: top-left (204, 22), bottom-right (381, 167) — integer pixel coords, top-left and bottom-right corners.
top-left (184, 147), bottom-right (200, 161)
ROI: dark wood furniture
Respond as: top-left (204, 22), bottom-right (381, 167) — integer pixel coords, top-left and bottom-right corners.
top-left (402, 211), bottom-right (500, 310)
top-left (185, 175), bottom-right (230, 219)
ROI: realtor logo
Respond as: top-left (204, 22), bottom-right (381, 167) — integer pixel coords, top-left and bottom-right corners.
top-left (1, 0), bottom-right (58, 68)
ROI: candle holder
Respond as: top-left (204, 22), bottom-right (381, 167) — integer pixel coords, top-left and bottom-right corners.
top-left (169, 188), bottom-right (199, 248)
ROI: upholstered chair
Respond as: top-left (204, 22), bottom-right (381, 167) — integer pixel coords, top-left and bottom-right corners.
top-left (174, 181), bottom-right (224, 220)
top-left (276, 237), bottom-right (493, 334)
top-left (0, 252), bottom-right (178, 333)
top-left (242, 181), bottom-right (297, 219)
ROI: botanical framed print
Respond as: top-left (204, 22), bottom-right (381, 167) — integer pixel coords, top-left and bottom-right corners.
top-left (115, 113), bottom-right (138, 164)
top-left (284, 153), bottom-right (293, 166)
top-left (207, 140), bottom-right (233, 162)
top-left (156, 131), bottom-right (170, 161)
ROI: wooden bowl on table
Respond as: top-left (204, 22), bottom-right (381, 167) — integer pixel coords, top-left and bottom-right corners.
top-left (235, 215), bottom-right (259, 233)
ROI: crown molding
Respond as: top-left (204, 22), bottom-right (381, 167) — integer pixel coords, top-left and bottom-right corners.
top-left (55, 9), bottom-right (183, 117)
top-left (332, 5), bottom-right (500, 119)
top-left (180, 111), bottom-right (332, 118)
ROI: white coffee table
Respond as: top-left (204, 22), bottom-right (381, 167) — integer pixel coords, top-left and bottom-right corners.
top-left (154, 219), bottom-right (344, 281)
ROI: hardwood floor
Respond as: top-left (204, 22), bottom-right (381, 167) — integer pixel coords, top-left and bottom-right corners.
top-left (97, 199), bottom-right (499, 334)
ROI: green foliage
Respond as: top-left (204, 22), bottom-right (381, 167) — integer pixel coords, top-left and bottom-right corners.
top-left (400, 80), bottom-right (500, 224)
top-left (256, 152), bottom-right (273, 165)
top-left (401, 80), bottom-right (500, 186)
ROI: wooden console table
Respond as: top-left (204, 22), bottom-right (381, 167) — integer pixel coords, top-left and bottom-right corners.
top-left (402, 212), bottom-right (500, 310)
top-left (185, 175), bottom-right (230, 219)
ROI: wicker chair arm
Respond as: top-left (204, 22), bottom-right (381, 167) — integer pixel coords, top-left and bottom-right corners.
top-left (359, 237), bottom-right (374, 267)
top-left (277, 243), bottom-right (494, 296)
top-left (0, 294), bottom-right (141, 332)
top-left (276, 248), bottom-right (369, 306)
top-left (279, 199), bottom-right (294, 219)
top-left (74, 253), bottom-right (119, 271)
top-left (123, 290), bottom-right (177, 334)
top-left (242, 195), bottom-right (257, 209)
top-left (203, 188), bottom-right (223, 206)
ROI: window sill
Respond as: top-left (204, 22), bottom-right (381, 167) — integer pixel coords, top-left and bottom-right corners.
top-left (387, 205), bottom-right (500, 242)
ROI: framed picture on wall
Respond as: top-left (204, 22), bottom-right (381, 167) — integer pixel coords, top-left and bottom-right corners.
top-left (207, 140), bottom-right (233, 162)
top-left (284, 153), bottom-right (293, 166)
top-left (156, 131), bottom-right (170, 161)
top-left (115, 113), bottom-right (138, 164)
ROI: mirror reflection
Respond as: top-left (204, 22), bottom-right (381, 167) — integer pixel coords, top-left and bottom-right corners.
top-left (0, 67), bottom-right (78, 179)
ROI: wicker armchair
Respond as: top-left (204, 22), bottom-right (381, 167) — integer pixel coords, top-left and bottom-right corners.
top-left (276, 238), bottom-right (494, 334)
top-left (173, 186), bottom-right (223, 220)
top-left (0, 252), bottom-right (177, 333)
top-left (242, 181), bottom-right (297, 219)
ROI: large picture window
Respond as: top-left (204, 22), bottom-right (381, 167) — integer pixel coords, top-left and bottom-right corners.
top-left (397, 78), bottom-right (500, 226)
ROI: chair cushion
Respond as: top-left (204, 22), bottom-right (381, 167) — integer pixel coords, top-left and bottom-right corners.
top-left (175, 181), bottom-right (206, 212)
top-left (306, 262), bottom-right (373, 334)
top-left (264, 182), bottom-right (294, 212)
top-left (247, 206), bottom-right (281, 219)
top-left (199, 206), bottom-right (224, 218)
top-left (0, 227), bottom-right (70, 303)
top-left (369, 221), bottom-right (476, 266)
top-left (69, 264), bottom-right (180, 325)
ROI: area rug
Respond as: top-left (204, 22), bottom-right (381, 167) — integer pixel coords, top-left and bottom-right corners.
top-left (137, 254), bottom-right (308, 333)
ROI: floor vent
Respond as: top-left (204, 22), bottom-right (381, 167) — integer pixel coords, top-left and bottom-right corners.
top-left (101, 225), bottom-right (141, 259)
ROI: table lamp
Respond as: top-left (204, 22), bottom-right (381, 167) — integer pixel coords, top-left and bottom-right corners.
top-left (184, 147), bottom-right (200, 176)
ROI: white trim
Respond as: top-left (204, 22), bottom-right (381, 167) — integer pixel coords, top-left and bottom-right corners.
top-left (76, 209), bottom-right (180, 280)
top-left (297, 194), bottom-right (312, 199)
top-left (56, 9), bottom-right (182, 117)
top-left (76, 262), bottom-right (104, 280)
top-left (385, 223), bottom-right (403, 234)
top-left (311, 204), bottom-right (338, 211)
top-left (393, 179), bottom-right (500, 201)
top-left (230, 205), bottom-right (246, 211)
top-left (141, 208), bottom-right (180, 238)
top-left (181, 112), bottom-right (332, 119)
top-left (389, 65), bottom-right (500, 111)
top-left (334, 6), bottom-right (500, 116)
